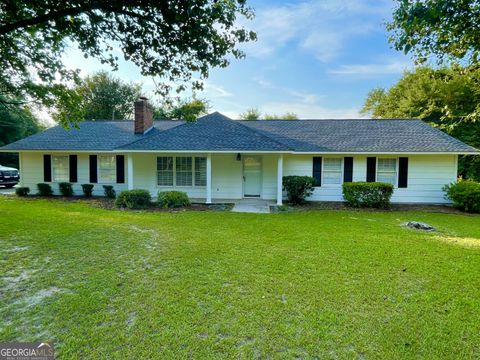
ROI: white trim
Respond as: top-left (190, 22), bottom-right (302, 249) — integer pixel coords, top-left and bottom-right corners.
top-left (242, 155), bottom-right (263, 198)
top-left (51, 155), bottom-right (69, 183)
top-left (206, 154), bottom-right (212, 204)
top-left (376, 157), bottom-right (398, 187)
top-left (277, 154), bottom-right (283, 206)
top-left (127, 154), bottom-right (133, 190)
top-left (18, 152), bottom-right (24, 186)
top-left (156, 155), bottom-right (207, 189)
top-left (97, 155), bottom-right (117, 184)
top-left (321, 157), bottom-right (343, 187)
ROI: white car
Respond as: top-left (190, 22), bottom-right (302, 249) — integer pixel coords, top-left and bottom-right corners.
top-left (0, 165), bottom-right (19, 188)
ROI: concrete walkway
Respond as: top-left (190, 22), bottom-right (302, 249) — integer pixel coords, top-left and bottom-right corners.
top-left (231, 199), bottom-right (273, 214)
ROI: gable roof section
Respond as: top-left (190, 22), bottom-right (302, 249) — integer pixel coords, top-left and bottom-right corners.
top-left (1, 120), bottom-right (184, 151)
top-left (240, 119), bottom-right (479, 153)
top-left (118, 112), bottom-right (289, 151)
top-left (0, 112), bottom-right (478, 153)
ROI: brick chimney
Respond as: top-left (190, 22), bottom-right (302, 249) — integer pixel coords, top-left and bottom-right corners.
top-left (134, 97), bottom-right (153, 134)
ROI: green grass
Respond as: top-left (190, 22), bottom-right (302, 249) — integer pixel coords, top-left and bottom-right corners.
top-left (1, 197), bottom-right (480, 359)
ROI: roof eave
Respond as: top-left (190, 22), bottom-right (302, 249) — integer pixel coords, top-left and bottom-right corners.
top-left (1, 149), bottom-right (477, 155)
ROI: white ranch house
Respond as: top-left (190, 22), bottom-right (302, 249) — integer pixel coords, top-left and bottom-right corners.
top-left (1, 99), bottom-right (478, 204)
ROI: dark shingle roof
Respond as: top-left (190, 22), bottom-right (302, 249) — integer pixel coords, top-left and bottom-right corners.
top-left (118, 112), bottom-right (288, 151)
top-left (0, 113), bottom-right (478, 153)
top-left (240, 119), bottom-right (479, 153)
top-left (1, 120), bottom-right (184, 151)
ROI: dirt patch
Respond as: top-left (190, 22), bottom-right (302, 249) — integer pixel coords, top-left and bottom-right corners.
top-left (433, 235), bottom-right (480, 248)
top-left (4, 246), bottom-right (29, 253)
top-left (3, 269), bottom-right (37, 288)
top-left (15, 196), bottom-right (233, 212)
top-left (279, 201), bottom-right (472, 214)
top-left (16, 287), bottom-right (70, 307)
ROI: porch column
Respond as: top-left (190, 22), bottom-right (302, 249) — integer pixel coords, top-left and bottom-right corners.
top-left (206, 153), bottom-right (212, 204)
top-left (277, 154), bottom-right (283, 205)
top-left (127, 154), bottom-right (134, 190)
top-left (18, 152), bottom-right (24, 186)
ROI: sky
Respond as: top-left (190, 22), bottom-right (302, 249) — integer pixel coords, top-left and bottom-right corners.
top-left (61, 0), bottom-right (414, 120)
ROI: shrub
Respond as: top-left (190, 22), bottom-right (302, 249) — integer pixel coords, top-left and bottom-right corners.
top-left (282, 176), bottom-right (316, 205)
top-left (37, 183), bottom-right (53, 196)
top-left (81, 184), bottom-right (94, 198)
top-left (115, 189), bottom-right (152, 209)
top-left (59, 182), bottom-right (74, 196)
top-left (443, 180), bottom-right (480, 213)
top-left (15, 187), bottom-right (30, 197)
top-left (157, 191), bottom-right (190, 208)
top-left (103, 185), bottom-right (116, 198)
top-left (342, 182), bottom-right (394, 209)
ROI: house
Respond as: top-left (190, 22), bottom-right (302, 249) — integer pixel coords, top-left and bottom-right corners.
top-left (1, 98), bottom-right (479, 205)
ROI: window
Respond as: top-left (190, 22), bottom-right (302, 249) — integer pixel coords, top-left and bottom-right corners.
top-left (157, 156), bottom-right (207, 187)
top-left (377, 158), bottom-right (396, 185)
top-left (157, 157), bottom-right (173, 186)
top-left (323, 158), bottom-right (342, 185)
top-left (99, 155), bottom-right (116, 183)
top-left (176, 157), bottom-right (193, 186)
top-left (195, 157), bottom-right (207, 186)
top-left (52, 156), bottom-right (69, 182)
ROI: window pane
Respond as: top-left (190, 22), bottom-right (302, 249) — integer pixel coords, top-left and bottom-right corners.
top-left (324, 158), bottom-right (342, 171)
top-left (377, 158), bottom-right (396, 185)
top-left (195, 157), bottom-right (206, 186)
top-left (323, 172), bottom-right (342, 184)
top-left (157, 157), bottom-right (173, 186)
top-left (52, 156), bottom-right (69, 182)
top-left (99, 155), bottom-right (116, 182)
top-left (176, 157), bottom-right (192, 186)
top-left (377, 173), bottom-right (396, 185)
top-left (378, 158), bottom-right (396, 172)
top-left (322, 158), bottom-right (342, 184)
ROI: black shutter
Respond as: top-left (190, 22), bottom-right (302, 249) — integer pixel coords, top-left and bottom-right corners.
top-left (366, 157), bottom-right (376, 182)
top-left (89, 155), bottom-right (98, 183)
top-left (313, 157), bottom-right (322, 186)
top-left (43, 154), bottom-right (51, 182)
top-left (69, 155), bottom-right (77, 183)
top-left (344, 157), bottom-right (353, 182)
top-left (116, 155), bottom-right (125, 184)
top-left (398, 157), bottom-right (409, 188)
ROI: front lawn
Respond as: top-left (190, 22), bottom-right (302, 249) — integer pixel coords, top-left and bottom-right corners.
top-left (1, 197), bottom-right (479, 359)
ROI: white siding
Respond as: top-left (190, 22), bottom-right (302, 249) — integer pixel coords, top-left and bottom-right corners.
top-left (19, 152), bottom-right (457, 204)
top-left (262, 154), bottom-right (277, 200)
top-left (212, 154), bottom-right (243, 199)
top-left (20, 152), bottom-right (128, 196)
top-left (284, 154), bottom-right (457, 204)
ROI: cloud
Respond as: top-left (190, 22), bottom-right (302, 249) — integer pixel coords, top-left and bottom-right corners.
top-left (242, 0), bottom-right (392, 62)
top-left (252, 77), bottom-right (318, 105)
top-left (202, 81), bottom-right (233, 98)
top-left (328, 60), bottom-right (412, 76)
top-left (259, 101), bottom-right (364, 119)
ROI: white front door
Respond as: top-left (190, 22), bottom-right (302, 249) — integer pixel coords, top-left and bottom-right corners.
top-left (243, 156), bottom-right (262, 197)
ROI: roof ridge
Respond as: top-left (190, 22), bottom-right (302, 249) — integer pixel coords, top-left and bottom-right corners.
top-left (233, 118), bottom-right (294, 151)
top-left (237, 118), bottom-right (423, 122)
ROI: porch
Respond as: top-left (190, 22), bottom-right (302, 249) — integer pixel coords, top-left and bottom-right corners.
top-left (126, 152), bottom-right (284, 205)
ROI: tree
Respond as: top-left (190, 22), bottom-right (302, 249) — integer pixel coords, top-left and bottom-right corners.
top-left (0, 1), bottom-right (256, 111)
top-left (239, 108), bottom-right (261, 120)
top-left (53, 71), bottom-right (142, 123)
top-left (153, 98), bottom-right (209, 121)
top-left (264, 112), bottom-right (298, 120)
top-left (361, 66), bottom-right (480, 180)
top-left (0, 102), bottom-right (43, 167)
top-left (388, 0), bottom-right (480, 64)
